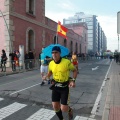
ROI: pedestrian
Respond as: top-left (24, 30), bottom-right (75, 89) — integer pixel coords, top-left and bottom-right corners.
top-left (9, 51), bottom-right (16, 71)
top-left (33, 49), bottom-right (36, 67)
top-left (1, 49), bottom-right (7, 72)
top-left (109, 55), bottom-right (113, 62)
top-left (14, 50), bottom-right (20, 68)
top-left (40, 48), bottom-right (51, 86)
top-left (24, 51), bottom-right (29, 70)
top-left (43, 46), bottom-right (77, 120)
top-left (28, 50), bottom-right (34, 69)
top-left (71, 51), bottom-right (79, 74)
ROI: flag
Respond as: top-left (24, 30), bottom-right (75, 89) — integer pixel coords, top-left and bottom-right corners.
top-left (57, 21), bottom-right (68, 39)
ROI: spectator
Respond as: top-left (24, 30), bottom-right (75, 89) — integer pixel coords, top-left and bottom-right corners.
top-left (33, 49), bottom-right (36, 67)
top-left (24, 51), bottom-right (29, 69)
top-left (9, 51), bottom-right (16, 71)
top-left (109, 55), bottom-right (113, 62)
top-left (14, 50), bottom-right (20, 67)
top-left (28, 50), bottom-right (34, 69)
top-left (1, 49), bottom-right (7, 72)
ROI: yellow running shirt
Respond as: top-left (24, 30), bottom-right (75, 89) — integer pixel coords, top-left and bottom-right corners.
top-left (48, 58), bottom-right (75, 83)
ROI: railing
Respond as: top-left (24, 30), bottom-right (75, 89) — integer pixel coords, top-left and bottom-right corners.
top-left (0, 56), bottom-right (106, 76)
top-left (0, 59), bottom-right (41, 76)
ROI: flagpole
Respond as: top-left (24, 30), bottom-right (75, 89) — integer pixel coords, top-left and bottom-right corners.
top-left (56, 22), bottom-right (59, 44)
top-left (56, 33), bottom-right (58, 44)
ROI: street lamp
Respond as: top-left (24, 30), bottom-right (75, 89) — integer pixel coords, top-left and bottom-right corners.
top-left (117, 11), bottom-right (120, 52)
top-left (117, 34), bottom-right (119, 52)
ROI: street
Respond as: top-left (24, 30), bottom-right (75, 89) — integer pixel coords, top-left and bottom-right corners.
top-left (0, 59), bottom-right (111, 120)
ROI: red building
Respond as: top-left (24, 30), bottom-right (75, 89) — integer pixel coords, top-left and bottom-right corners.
top-left (0, 0), bottom-right (87, 60)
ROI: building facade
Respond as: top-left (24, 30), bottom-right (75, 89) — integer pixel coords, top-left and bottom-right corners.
top-left (0, 0), bottom-right (86, 61)
top-left (63, 12), bottom-right (107, 55)
top-left (64, 23), bottom-right (88, 54)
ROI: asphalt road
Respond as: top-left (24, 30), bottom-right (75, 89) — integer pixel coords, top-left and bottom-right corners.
top-left (0, 59), bottom-right (111, 120)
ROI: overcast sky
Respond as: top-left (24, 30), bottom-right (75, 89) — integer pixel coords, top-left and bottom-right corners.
top-left (45, 0), bottom-right (120, 52)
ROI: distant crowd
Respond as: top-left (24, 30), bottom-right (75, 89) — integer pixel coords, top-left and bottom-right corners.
top-left (1, 48), bottom-right (120, 73)
top-left (0, 49), bottom-right (36, 72)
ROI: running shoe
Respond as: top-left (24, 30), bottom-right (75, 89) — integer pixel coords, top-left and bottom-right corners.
top-left (68, 108), bottom-right (73, 120)
top-left (40, 81), bottom-right (45, 86)
top-left (48, 80), bottom-right (51, 84)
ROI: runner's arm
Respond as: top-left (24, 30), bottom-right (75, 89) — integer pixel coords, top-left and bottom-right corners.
top-left (43, 71), bottom-right (52, 80)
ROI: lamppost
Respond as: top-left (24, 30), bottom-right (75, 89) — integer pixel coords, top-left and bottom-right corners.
top-left (117, 11), bottom-right (120, 52)
top-left (118, 34), bottom-right (119, 52)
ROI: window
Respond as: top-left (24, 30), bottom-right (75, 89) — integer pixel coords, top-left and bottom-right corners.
top-left (88, 30), bottom-right (93, 34)
top-left (88, 26), bottom-right (93, 29)
top-left (64, 39), bottom-right (67, 47)
top-left (26, 0), bottom-right (35, 15)
top-left (29, 0), bottom-right (34, 14)
top-left (88, 34), bottom-right (93, 37)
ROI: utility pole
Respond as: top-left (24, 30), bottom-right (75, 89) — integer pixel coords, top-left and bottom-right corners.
top-left (117, 11), bottom-right (120, 52)
top-left (118, 34), bottom-right (119, 52)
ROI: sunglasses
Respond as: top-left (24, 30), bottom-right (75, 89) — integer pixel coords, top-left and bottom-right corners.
top-left (52, 51), bottom-right (59, 54)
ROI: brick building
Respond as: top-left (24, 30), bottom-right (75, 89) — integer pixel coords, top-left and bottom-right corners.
top-left (0, 0), bottom-right (87, 60)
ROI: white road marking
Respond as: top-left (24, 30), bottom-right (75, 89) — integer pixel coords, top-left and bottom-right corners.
top-left (10, 83), bottom-right (41, 95)
top-left (0, 98), bottom-right (4, 101)
top-left (92, 66), bottom-right (99, 71)
top-left (76, 61), bottom-right (112, 119)
top-left (74, 116), bottom-right (95, 120)
top-left (26, 108), bottom-right (55, 120)
top-left (0, 60), bottom-right (112, 120)
top-left (0, 102), bottom-right (27, 119)
top-left (90, 61), bottom-right (112, 118)
top-left (0, 74), bottom-right (39, 87)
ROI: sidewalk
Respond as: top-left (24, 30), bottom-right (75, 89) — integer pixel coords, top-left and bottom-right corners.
top-left (102, 61), bottom-right (120, 120)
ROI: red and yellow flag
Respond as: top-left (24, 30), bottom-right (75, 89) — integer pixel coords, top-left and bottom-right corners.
top-left (57, 21), bottom-right (68, 39)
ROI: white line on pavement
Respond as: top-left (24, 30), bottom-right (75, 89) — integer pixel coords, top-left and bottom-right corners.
top-left (92, 66), bottom-right (99, 71)
top-left (74, 116), bottom-right (95, 120)
top-left (0, 97), bottom-right (4, 101)
top-left (0, 74), bottom-right (39, 87)
top-left (0, 102), bottom-right (27, 119)
top-left (90, 61), bottom-right (112, 119)
top-left (26, 108), bottom-right (55, 120)
top-left (10, 83), bottom-right (41, 96)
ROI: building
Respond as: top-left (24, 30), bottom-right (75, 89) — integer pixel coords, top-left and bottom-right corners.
top-left (63, 12), bottom-right (107, 55)
top-left (0, 0), bottom-right (86, 62)
top-left (64, 22), bottom-right (88, 54)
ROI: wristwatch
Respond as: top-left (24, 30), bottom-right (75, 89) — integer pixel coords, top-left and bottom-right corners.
top-left (72, 78), bottom-right (76, 82)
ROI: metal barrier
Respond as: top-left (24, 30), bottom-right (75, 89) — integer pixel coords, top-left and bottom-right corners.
top-left (0, 56), bottom-right (102, 76)
top-left (0, 59), bottom-right (40, 76)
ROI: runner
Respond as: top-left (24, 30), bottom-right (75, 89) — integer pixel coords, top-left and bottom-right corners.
top-left (43, 46), bottom-right (77, 120)
top-left (71, 52), bottom-right (79, 74)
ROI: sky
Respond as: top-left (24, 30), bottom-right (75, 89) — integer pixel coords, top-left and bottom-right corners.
top-left (45, 0), bottom-right (120, 52)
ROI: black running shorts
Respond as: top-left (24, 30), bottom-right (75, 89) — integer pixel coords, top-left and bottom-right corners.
top-left (52, 86), bottom-right (69, 105)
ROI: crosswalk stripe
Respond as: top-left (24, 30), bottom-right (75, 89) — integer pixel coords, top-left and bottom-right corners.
top-left (26, 108), bottom-right (55, 120)
top-left (74, 116), bottom-right (96, 120)
top-left (0, 98), bottom-right (97, 120)
top-left (0, 102), bottom-right (27, 119)
top-left (0, 98), bottom-right (4, 101)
